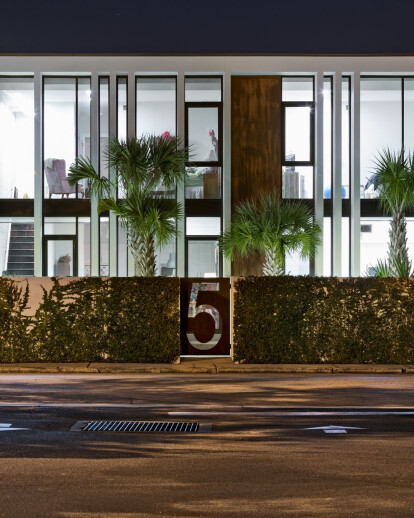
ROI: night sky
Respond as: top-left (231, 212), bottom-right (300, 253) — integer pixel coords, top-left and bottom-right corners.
top-left (1, 0), bottom-right (414, 55)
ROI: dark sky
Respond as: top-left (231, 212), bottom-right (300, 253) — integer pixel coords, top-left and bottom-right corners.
top-left (1, 0), bottom-right (413, 55)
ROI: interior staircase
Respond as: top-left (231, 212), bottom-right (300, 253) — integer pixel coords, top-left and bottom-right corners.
top-left (6, 223), bottom-right (35, 276)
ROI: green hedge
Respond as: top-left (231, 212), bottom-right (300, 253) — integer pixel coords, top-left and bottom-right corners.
top-left (0, 277), bottom-right (180, 363)
top-left (233, 276), bottom-right (414, 364)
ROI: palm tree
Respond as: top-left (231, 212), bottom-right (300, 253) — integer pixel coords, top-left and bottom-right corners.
top-left (219, 193), bottom-right (322, 276)
top-left (68, 134), bottom-right (188, 276)
top-left (370, 148), bottom-right (414, 277)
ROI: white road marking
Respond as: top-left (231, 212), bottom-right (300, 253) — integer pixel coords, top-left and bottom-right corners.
top-left (304, 425), bottom-right (366, 434)
top-left (0, 423), bottom-right (29, 431)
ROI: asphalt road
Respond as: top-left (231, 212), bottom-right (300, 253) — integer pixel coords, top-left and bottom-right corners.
top-left (0, 374), bottom-right (413, 517)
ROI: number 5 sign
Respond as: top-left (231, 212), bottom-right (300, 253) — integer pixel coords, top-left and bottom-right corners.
top-left (180, 278), bottom-right (230, 356)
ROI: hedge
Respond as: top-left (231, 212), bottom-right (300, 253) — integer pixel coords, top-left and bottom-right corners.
top-left (0, 277), bottom-right (180, 363)
top-left (233, 276), bottom-right (414, 364)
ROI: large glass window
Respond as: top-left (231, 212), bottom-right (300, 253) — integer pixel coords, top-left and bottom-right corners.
top-left (0, 78), bottom-right (34, 199)
top-left (342, 78), bottom-right (350, 199)
top-left (136, 77), bottom-right (176, 138)
top-left (0, 217), bottom-right (34, 276)
top-left (43, 77), bottom-right (91, 199)
top-left (360, 78), bottom-right (402, 198)
top-left (99, 77), bottom-right (109, 178)
top-left (186, 217), bottom-right (221, 277)
top-left (323, 78), bottom-right (332, 199)
top-left (117, 77), bottom-right (127, 142)
top-left (100, 216), bottom-right (109, 276)
top-left (185, 77), bottom-right (222, 200)
top-left (282, 77), bottom-right (314, 199)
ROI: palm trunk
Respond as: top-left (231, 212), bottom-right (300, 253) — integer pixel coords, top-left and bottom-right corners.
top-left (388, 206), bottom-right (411, 276)
top-left (263, 248), bottom-right (284, 276)
top-left (130, 233), bottom-right (157, 277)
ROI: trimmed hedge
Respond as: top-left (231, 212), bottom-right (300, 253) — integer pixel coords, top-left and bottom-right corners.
top-left (0, 277), bottom-right (180, 363)
top-left (233, 276), bottom-right (414, 364)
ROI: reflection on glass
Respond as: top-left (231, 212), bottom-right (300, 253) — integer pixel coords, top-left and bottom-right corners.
top-left (47, 240), bottom-right (73, 277)
top-left (282, 77), bottom-right (314, 102)
top-left (77, 78), bottom-right (91, 198)
top-left (282, 166), bottom-right (313, 199)
top-left (99, 77), bottom-right (109, 179)
top-left (185, 167), bottom-right (221, 199)
top-left (323, 217), bottom-right (332, 276)
top-left (188, 107), bottom-right (219, 162)
top-left (404, 79), bottom-right (414, 156)
top-left (361, 78), bottom-right (402, 198)
top-left (185, 77), bottom-right (222, 102)
top-left (342, 78), bottom-right (350, 199)
top-left (78, 217), bottom-right (90, 277)
top-left (136, 77), bottom-right (176, 137)
top-left (188, 240), bottom-right (219, 277)
top-left (285, 249), bottom-right (309, 275)
top-left (323, 78), bottom-right (332, 199)
top-left (117, 77), bottom-right (127, 142)
top-left (156, 238), bottom-right (176, 277)
top-left (0, 217), bottom-right (34, 277)
top-left (342, 217), bottom-right (350, 277)
top-left (186, 217), bottom-right (221, 236)
top-left (0, 78), bottom-right (34, 199)
top-left (118, 219), bottom-right (127, 276)
top-left (100, 217), bottom-right (109, 276)
top-left (285, 106), bottom-right (311, 162)
top-left (44, 217), bottom-right (76, 235)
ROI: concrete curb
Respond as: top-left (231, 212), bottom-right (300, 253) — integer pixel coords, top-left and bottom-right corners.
top-left (0, 362), bottom-right (411, 375)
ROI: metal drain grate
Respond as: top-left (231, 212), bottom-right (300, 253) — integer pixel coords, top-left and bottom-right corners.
top-left (73, 420), bottom-right (208, 433)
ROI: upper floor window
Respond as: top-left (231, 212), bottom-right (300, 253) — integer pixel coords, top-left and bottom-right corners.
top-left (0, 77), bottom-right (34, 199)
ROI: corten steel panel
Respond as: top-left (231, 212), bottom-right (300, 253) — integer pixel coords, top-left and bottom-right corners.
top-left (231, 75), bottom-right (282, 276)
top-left (180, 278), bottom-right (230, 356)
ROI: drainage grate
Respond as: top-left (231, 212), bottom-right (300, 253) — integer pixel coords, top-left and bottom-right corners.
top-left (73, 420), bottom-right (208, 433)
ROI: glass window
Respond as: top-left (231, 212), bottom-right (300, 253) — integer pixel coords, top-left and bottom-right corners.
top-left (44, 77), bottom-right (90, 199)
top-left (323, 217), bottom-right (332, 276)
top-left (0, 217), bottom-right (34, 277)
top-left (99, 77), bottom-right (109, 179)
top-left (186, 217), bottom-right (221, 236)
top-left (282, 166), bottom-right (313, 199)
top-left (285, 250), bottom-right (310, 275)
top-left (46, 239), bottom-right (74, 277)
top-left (323, 78), bottom-right (332, 199)
top-left (118, 219), bottom-right (128, 276)
top-left (0, 78), bottom-right (34, 199)
top-left (284, 106), bottom-right (312, 162)
top-left (342, 78), bottom-right (350, 199)
top-left (282, 77), bottom-right (314, 102)
top-left (44, 217), bottom-right (76, 235)
top-left (360, 218), bottom-right (390, 275)
top-left (78, 217), bottom-right (90, 277)
top-left (185, 77), bottom-right (221, 102)
top-left (187, 240), bottom-right (220, 278)
top-left (100, 216), bottom-right (109, 276)
top-left (136, 77), bottom-right (176, 137)
top-left (342, 217), bottom-right (350, 277)
top-left (188, 107), bottom-right (219, 162)
top-left (156, 238), bottom-right (176, 277)
top-left (117, 77), bottom-right (127, 142)
top-left (404, 78), bottom-right (414, 155)
top-left (185, 166), bottom-right (221, 199)
top-left (360, 78), bottom-right (402, 198)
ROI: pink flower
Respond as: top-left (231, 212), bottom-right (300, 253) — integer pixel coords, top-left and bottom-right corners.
top-left (162, 131), bottom-right (172, 140)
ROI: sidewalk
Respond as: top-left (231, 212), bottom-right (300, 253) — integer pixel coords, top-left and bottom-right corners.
top-left (0, 358), bottom-right (412, 374)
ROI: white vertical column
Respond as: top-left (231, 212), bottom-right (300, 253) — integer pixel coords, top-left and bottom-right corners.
top-left (33, 72), bottom-right (43, 277)
top-left (332, 72), bottom-right (342, 276)
top-left (176, 72), bottom-right (185, 277)
top-left (351, 72), bottom-right (361, 276)
top-left (108, 72), bottom-right (118, 277)
top-left (127, 72), bottom-right (136, 276)
top-left (314, 71), bottom-right (324, 276)
top-left (90, 73), bottom-right (99, 277)
top-left (223, 72), bottom-right (232, 277)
